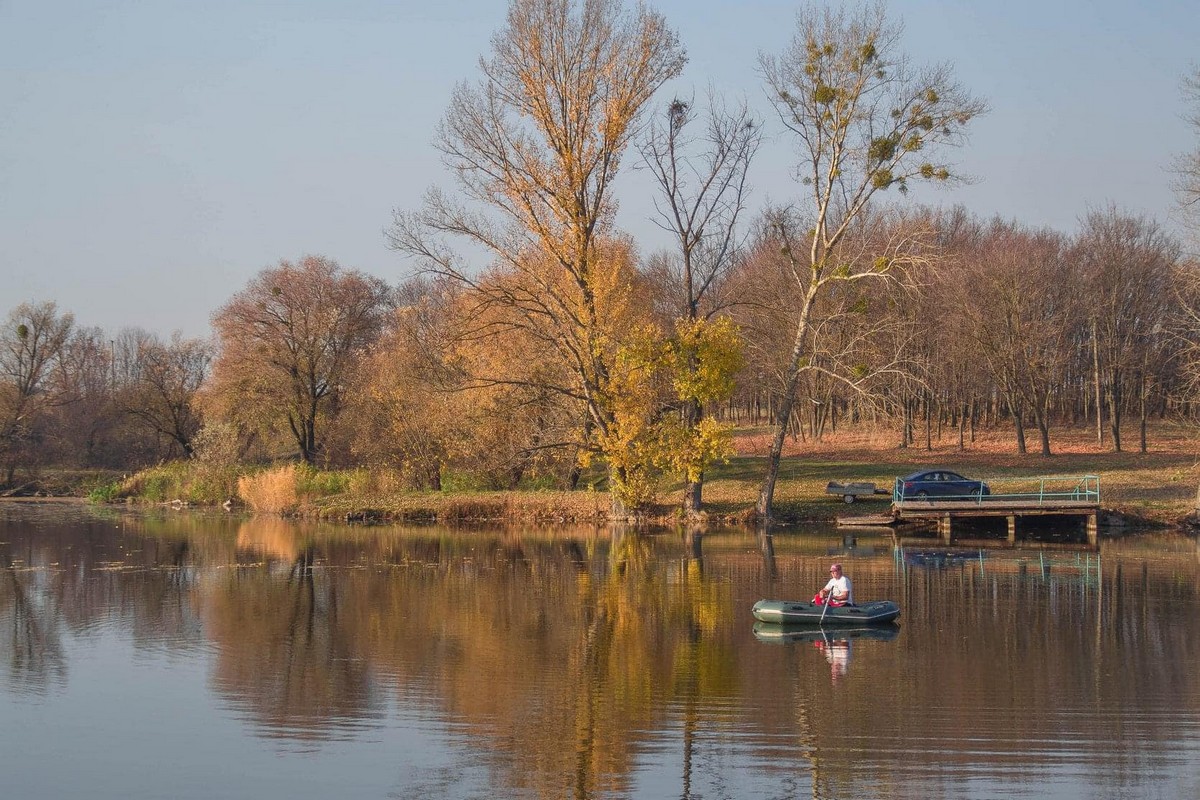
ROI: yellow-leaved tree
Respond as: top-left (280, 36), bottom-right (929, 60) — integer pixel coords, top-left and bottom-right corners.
top-left (389, 0), bottom-right (686, 516)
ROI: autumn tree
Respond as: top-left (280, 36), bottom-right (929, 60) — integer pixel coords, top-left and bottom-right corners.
top-left (388, 0), bottom-right (686, 513)
top-left (753, 1), bottom-right (985, 520)
top-left (118, 332), bottom-right (212, 458)
top-left (638, 93), bottom-right (760, 513)
top-left (0, 302), bottom-right (74, 484)
top-left (208, 256), bottom-right (390, 465)
top-left (350, 280), bottom-right (457, 488)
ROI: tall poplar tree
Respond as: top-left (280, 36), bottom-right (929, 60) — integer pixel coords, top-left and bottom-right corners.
top-left (754, 1), bottom-right (985, 521)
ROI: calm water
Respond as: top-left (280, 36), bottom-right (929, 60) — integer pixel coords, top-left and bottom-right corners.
top-left (2, 501), bottom-right (1199, 800)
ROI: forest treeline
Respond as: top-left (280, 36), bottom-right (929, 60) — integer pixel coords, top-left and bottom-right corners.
top-left (3, 1), bottom-right (1199, 519)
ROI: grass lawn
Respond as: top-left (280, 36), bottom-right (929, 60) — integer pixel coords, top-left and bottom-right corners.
top-left (692, 421), bottom-right (1200, 525)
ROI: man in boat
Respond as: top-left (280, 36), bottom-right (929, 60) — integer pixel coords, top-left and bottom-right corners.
top-left (813, 563), bottom-right (853, 606)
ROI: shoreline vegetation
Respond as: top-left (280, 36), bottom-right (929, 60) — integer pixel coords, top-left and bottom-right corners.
top-left (13, 425), bottom-right (1199, 530)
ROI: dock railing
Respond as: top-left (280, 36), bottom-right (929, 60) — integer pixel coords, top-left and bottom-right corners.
top-left (893, 475), bottom-right (1101, 505)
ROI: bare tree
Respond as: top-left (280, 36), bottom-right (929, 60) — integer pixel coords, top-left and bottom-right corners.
top-left (1173, 65), bottom-right (1200, 243)
top-left (51, 326), bottom-right (119, 467)
top-left (639, 94), bottom-right (761, 321)
top-left (753, 1), bottom-right (985, 519)
top-left (120, 333), bottom-right (212, 458)
top-left (950, 220), bottom-right (1077, 455)
top-left (1170, 258), bottom-right (1200, 404)
top-left (209, 256), bottom-right (389, 464)
top-left (1075, 207), bottom-right (1179, 452)
top-left (388, 0), bottom-right (685, 513)
top-left (0, 302), bottom-right (74, 485)
top-left (638, 93), bottom-right (760, 513)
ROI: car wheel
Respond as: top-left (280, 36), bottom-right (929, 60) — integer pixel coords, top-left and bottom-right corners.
top-left (915, 490), bottom-right (929, 499)
top-left (843, 494), bottom-right (856, 504)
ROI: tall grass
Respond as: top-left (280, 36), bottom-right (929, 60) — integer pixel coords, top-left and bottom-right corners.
top-left (237, 465), bottom-right (300, 514)
top-left (237, 464), bottom-right (363, 513)
top-left (113, 462), bottom-right (240, 504)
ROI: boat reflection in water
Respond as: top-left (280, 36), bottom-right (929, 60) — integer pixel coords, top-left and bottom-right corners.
top-left (751, 622), bottom-right (901, 645)
top-left (752, 622), bottom-right (900, 682)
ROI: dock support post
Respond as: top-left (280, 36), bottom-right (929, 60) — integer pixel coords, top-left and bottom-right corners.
top-left (938, 515), bottom-right (952, 543)
top-left (1086, 513), bottom-right (1098, 547)
top-left (1007, 515), bottom-right (1017, 545)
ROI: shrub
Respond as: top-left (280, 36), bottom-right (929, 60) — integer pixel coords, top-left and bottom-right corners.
top-left (118, 463), bottom-right (193, 503)
top-left (294, 464), bottom-right (353, 498)
top-left (346, 467), bottom-right (406, 496)
top-left (87, 481), bottom-right (122, 503)
top-left (112, 461), bottom-right (242, 505)
top-left (186, 464), bottom-right (241, 504)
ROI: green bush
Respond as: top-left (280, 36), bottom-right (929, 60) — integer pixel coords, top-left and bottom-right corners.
top-left (116, 461), bottom-right (244, 505)
top-left (185, 464), bottom-right (241, 504)
top-left (138, 466), bottom-right (184, 502)
top-left (294, 464), bottom-right (354, 498)
top-left (86, 481), bottom-right (123, 503)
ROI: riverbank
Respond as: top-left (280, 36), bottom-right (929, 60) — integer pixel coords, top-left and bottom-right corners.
top-left (45, 422), bottom-right (1199, 529)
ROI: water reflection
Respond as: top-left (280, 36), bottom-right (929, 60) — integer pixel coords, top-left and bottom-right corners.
top-left (753, 623), bottom-right (903, 684)
top-left (1, 502), bottom-right (1199, 799)
top-left (3, 553), bottom-right (68, 693)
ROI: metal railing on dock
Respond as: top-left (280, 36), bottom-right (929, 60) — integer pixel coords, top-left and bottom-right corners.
top-left (892, 474), bottom-right (1101, 505)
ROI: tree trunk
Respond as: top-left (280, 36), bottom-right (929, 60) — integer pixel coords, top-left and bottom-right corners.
top-left (1004, 393), bottom-right (1027, 454)
top-left (757, 388), bottom-right (798, 521)
top-left (1030, 388), bottom-right (1053, 456)
top-left (682, 397), bottom-right (704, 515)
top-left (958, 401), bottom-right (967, 451)
top-left (1107, 376), bottom-right (1123, 452)
top-left (1035, 413), bottom-right (1052, 456)
top-left (683, 472), bottom-right (703, 516)
top-left (1139, 376), bottom-right (1149, 454)
top-left (1092, 318), bottom-right (1103, 447)
top-left (969, 398), bottom-right (977, 444)
top-left (609, 463), bottom-right (630, 521)
top-left (756, 246), bottom-right (820, 522)
top-left (566, 416), bottom-right (595, 490)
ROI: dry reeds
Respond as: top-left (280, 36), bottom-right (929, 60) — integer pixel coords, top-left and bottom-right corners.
top-left (237, 465), bottom-right (299, 514)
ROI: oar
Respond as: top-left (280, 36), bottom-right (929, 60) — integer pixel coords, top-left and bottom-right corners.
top-left (819, 590), bottom-right (832, 625)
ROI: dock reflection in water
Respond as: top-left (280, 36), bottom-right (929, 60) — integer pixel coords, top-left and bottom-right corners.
top-left (1, 502), bottom-right (1198, 800)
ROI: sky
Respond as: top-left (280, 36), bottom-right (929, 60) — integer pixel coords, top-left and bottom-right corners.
top-left (2, 0), bottom-right (1198, 338)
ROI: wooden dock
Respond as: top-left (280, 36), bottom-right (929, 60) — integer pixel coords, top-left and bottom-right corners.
top-left (891, 497), bottom-right (1100, 548)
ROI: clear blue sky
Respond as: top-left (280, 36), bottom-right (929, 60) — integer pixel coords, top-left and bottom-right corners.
top-left (2, 0), bottom-right (1197, 338)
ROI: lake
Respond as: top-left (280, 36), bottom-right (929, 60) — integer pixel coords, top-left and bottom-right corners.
top-left (2, 500), bottom-right (1198, 799)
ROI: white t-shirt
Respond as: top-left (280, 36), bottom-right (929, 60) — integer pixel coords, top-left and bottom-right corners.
top-left (821, 575), bottom-right (853, 604)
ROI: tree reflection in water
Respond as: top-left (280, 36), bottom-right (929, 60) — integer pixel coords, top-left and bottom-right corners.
top-left (2, 549), bottom-right (67, 693)
top-left (3, 506), bottom-right (1200, 799)
top-left (206, 518), bottom-right (378, 746)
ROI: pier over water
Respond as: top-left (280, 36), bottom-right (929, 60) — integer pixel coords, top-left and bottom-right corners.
top-left (892, 475), bottom-right (1102, 548)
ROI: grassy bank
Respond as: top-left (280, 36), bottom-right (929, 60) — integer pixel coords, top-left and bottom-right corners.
top-left (85, 423), bottom-right (1200, 528)
top-left (705, 424), bottom-right (1200, 526)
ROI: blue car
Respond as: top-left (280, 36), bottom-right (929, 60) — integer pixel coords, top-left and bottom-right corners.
top-left (897, 469), bottom-right (990, 500)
